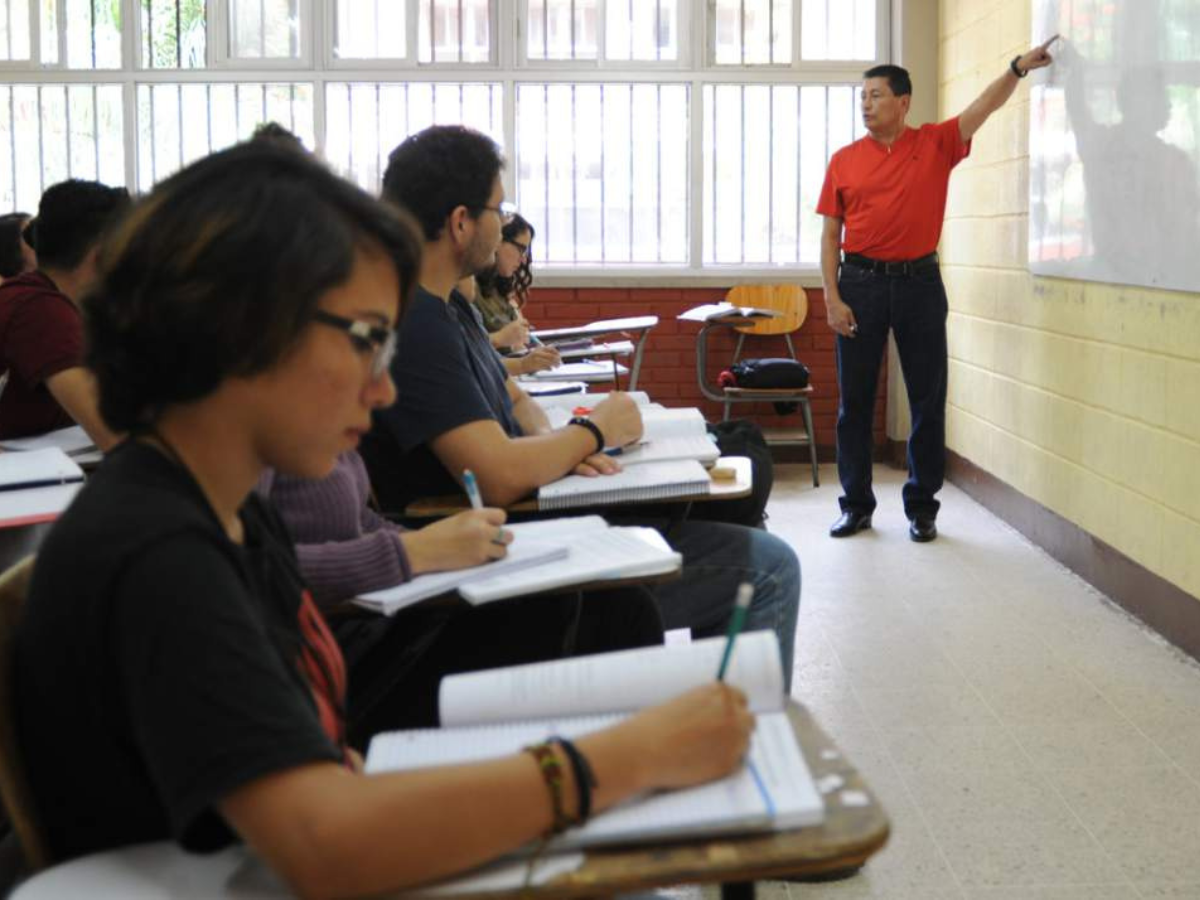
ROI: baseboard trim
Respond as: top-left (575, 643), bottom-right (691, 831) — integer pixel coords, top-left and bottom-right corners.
top-left (947, 450), bottom-right (1200, 664)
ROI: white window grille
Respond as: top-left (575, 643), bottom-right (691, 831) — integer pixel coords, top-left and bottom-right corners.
top-left (518, 82), bottom-right (688, 265)
top-left (228, 0), bottom-right (301, 60)
top-left (324, 82), bottom-right (502, 193)
top-left (0, 83), bottom-right (124, 209)
top-left (0, 0), bottom-right (891, 277)
top-left (136, 82), bottom-right (313, 190)
top-left (141, 0), bottom-right (207, 69)
top-left (703, 83), bottom-right (865, 266)
top-left (801, 0), bottom-right (877, 60)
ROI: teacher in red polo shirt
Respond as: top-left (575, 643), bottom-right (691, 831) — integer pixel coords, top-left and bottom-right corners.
top-left (0, 179), bottom-right (129, 448)
top-left (819, 39), bottom-right (1057, 543)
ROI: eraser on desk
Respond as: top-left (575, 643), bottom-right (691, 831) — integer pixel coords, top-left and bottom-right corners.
top-left (572, 406), bottom-right (593, 416)
top-left (710, 466), bottom-right (737, 482)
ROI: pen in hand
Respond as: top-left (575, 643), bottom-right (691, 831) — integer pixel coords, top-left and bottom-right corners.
top-left (463, 469), bottom-right (484, 510)
top-left (716, 582), bottom-right (755, 681)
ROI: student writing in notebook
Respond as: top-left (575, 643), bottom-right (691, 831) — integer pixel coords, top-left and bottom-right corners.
top-left (0, 180), bottom-right (128, 449)
top-left (258, 450), bottom-right (665, 739)
top-left (14, 142), bottom-right (755, 894)
top-left (360, 125), bottom-right (801, 687)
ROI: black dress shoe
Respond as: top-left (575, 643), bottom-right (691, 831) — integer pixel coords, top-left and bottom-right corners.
top-left (909, 516), bottom-right (937, 542)
top-left (830, 510), bottom-right (872, 537)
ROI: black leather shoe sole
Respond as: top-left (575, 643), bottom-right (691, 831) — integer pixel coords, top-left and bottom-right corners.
top-left (830, 513), bottom-right (872, 538)
top-left (909, 519), bottom-right (937, 542)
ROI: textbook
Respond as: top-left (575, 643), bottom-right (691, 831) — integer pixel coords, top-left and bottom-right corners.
top-left (537, 459), bottom-right (711, 511)
top-left (355, 517), bottom-right (681, 613)
top-left (677, 303), bottom-right (782, 323)
top-left (365, 631), bottom-right (824, 851)
top-left (522, 360), bottom-right (629, 382)
top-left (613, 407), bottom-right (720, 467)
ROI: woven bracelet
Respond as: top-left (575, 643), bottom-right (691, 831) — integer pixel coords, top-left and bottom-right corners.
top-left (523, 742), bottom-right (576, 836)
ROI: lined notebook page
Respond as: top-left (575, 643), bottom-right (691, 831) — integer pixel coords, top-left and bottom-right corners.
top-left (439, 631), bottom-right (784, 726)
top-left (365, 711), bottom-right (822, 849)
top-left (354, 539), bottom-right (570, 615)
top-left (615, 435), bottom-right (720, 467)
top-left (0, 447), bottom-right (84, 490)
top-left (538, 459), bottom-right (710, 510)
top-left (460, 527), bottom-right (680, 604)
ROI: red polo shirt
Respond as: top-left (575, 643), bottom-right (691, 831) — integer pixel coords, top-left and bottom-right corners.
top-left (817, 117), bottom-right (971, 262)
top-left (0, 270), bottom-right (84, 439)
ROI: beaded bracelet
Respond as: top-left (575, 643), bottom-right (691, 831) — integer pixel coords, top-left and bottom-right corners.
top-left (523, 742), bottom-right (576, 836)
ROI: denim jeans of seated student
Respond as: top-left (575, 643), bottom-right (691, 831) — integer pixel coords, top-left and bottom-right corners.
top-left (650, 521), bottom-right (801, 692)
top-left (835, 263), bottom-right (949, 520)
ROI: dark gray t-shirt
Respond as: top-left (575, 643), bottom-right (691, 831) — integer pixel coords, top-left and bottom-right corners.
top-left (363, 286), bottom-right (522, 513)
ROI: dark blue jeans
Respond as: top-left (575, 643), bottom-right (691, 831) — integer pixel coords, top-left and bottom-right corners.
top-left (835, 263), bottom-right (949, 520)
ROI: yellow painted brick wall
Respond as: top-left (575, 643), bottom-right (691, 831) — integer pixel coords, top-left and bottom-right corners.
top-left (939, 0), bottom-right (1200, 599)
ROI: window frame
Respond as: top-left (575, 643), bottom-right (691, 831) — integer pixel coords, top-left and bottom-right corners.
top-left (0, 0), bottom-right (893, 284)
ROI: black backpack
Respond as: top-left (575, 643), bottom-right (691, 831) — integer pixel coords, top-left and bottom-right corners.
top-left (689, 419), bottom-right (775, 529)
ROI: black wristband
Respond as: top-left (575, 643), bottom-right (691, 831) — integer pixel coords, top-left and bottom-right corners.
top-left (567, 416), bottom-right (605, 455)
top-left (1010, 55), bottom-right (1027, 78)
top-left (551, 737), bottom-right (597, 824)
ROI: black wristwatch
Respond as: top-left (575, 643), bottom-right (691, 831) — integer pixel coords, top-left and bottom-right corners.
top-left (1010, 56), bottom-right (1027, 78)
top-left (567, 416), bottom-right (605, 455)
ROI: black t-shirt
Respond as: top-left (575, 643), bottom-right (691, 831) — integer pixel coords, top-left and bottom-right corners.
top-left (15, 441), bottom-right (346, 862)
top-left (363, 286), bottom-right (522, 514)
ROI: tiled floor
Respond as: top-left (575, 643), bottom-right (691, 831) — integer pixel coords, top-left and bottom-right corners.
top-left (675, 463), bottom-right (1200, 900)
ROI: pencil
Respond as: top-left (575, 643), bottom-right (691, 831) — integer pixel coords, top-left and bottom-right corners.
top-left (716, 582), bottom-right (755, 681)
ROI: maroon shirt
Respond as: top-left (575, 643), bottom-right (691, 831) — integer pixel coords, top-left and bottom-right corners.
top-left (0, 270), bottom-right (83, 439)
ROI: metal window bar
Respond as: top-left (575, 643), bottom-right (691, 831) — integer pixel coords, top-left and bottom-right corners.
top-left (457, 0), bottom-right (463, 62)
top-left (655, 84), bottom-right (661, 261)
top-left (427, 0), bottom-right (434, 62)
top-left (739, 0), bottom-right (744, 65)
top-left (626, 83), bottom-right (632, 260)
top-left (175, 0), bottom-right (182, 67)
top-left (92, 83), bottom-right (99, 176)
top-left (541, 83), bottom-right (549, 251)
top-left (570, 84), bottom-right (576, 255)
top-left (7, 0), bottom-right (14, 60)
top-left (146, 0), bottom-right (152, 65)
top-left (598, 84), bottom-right (605, 260)
top-left (795, 86), bottom-right (801, 260)
top-left (36, 85), bottom-right (45, 194)
top-left (768, 0), bottom-right (774, 63)
top-left (7, 90), bottom-right (16, 206)
top-left (89, 0), bottom-right (96, 66)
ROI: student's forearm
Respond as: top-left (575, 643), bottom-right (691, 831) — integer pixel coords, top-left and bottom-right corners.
top-left (511, 391), bottom-right (552, 434)
top-left (225, 738), bottom-right (649, 898)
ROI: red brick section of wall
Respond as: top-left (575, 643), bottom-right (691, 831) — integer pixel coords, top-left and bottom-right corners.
top-left (523, 286), bottom-right (888, 458)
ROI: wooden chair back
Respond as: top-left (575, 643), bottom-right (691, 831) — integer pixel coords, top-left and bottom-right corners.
top-left (0, 556), bottom-right (50, 872)
top-left (726, 284), bottom-right (808, 336)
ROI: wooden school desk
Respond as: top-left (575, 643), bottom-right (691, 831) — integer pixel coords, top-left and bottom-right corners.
top-left (403, 455), bottom-right (753, 520)
top-left (11, 700), bottom-right (889, 900)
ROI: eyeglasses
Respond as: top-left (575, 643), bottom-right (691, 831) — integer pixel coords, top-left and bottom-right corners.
top-left (312, 310), bottom-right (397, 380)
top-left (504, 237), bottom-right (531, 257)
top-left (476, 200), bottom-right (518, 223)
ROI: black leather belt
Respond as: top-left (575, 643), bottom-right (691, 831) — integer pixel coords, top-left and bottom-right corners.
top-left (842, 252), bottom-right (939, 276)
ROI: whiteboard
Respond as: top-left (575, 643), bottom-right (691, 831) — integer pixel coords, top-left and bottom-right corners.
top-left (1028, 0), bottom-right (1200, 294)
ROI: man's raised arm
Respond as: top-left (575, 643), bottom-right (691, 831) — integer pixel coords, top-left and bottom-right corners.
top-left (958, 36), bottom-right (1058, 143)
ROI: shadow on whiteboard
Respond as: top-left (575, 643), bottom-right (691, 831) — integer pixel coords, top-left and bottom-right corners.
top-left (1029, 0), bottom-right (1200, 294)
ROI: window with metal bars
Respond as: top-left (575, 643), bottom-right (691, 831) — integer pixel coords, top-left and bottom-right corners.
top-left (703, 83), bottom-right (866, 266)
top-left (0, 83), bottom-right (123, 210)
top-left (324, 82), bottom-right (502, 191)
top-left (135, 83), bottom-right (313, 190)
top-left (0, 0), bottom-right (891, 277)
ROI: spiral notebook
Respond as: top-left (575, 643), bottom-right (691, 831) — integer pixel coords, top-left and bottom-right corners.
top-left (537, 459), bottom-right (711, 511)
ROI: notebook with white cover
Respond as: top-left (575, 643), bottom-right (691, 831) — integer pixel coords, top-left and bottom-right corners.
top-left (0, 447), bottom-right (85, 492)
top-left (537, 459), bottom-right (711, 510)
top-left (534, 390), bottom-right (652, 411)
top-left (523, 361), bottom-right (629, 381)
top-left (365, 633), bottom-right (824, 851)
top-left (523, 381), bottom-right (588, 397)
top-left (554, 340), bottom-right (635, 360)
top-left (533, 315), bottom-right (658, 341)
top-left (460, 523), bottom-right (680, 604)
top-left (354, 538), bottom-right (570, 615)
top-left (0, 425), bottom-right (97, 457)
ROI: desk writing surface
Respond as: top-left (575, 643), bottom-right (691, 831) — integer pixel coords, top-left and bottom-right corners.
top-left (404, 455), bottom-right (752, 519)
top-left (11, 701), bottom-right (888, 900)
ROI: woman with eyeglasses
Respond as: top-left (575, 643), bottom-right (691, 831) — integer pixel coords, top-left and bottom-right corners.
top-left (464, 213), bottom-right (561, 375)
top-left (14, 141), bottom-right (753, 895)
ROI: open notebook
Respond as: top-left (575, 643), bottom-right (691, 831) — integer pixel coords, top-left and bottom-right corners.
top-left (533, 315), bottom-right (658, 342)
top-left (677, 303), bottom-right (782, 323)
top-left (366, 632), bottom-right (824, 851)
top-left (538, 459), bottom-right (711, 511)
top-left (0, 447), bottom-right (85, 528)
top-left (355, 516), bottom-right (681, 614)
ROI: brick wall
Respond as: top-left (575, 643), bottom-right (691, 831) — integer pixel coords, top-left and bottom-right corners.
top-left (524, 286), bottom-right (888, 457)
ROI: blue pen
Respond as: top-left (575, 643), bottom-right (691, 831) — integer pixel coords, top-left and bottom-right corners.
top-left (603, 446), bottom-right (623, 457)
top-left (716, 583), bottom-right (755, 681)
top-left (462, 469), bottom-right (483, 510)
